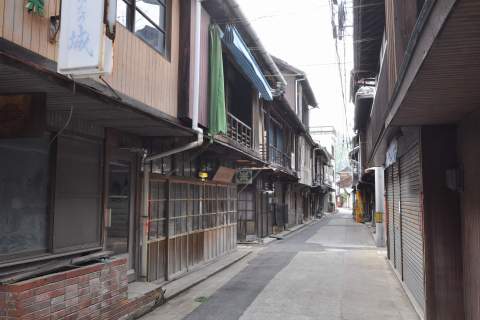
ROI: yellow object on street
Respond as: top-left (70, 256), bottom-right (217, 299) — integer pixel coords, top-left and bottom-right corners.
top-left (355, 191), bottom-right (364, 223)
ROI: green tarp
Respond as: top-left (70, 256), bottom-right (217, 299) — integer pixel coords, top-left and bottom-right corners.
top-left (208, 25), bottom-right (227, 136)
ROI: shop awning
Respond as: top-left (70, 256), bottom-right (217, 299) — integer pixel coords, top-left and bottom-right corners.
top-left (222, 25), bottom-right (273, 101)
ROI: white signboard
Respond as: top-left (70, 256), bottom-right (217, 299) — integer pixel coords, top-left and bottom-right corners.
top-left (58, 0), bottom-right (105, 76)
top-left (385, 139), bottom-right (398, 168)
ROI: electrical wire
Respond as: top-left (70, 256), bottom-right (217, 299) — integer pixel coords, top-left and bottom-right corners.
top-left (329, 0), bottom-right (351, 150)
top-left (215, 1), bottom-right (385, 25)
top-left (49, 80), bottom-right (75, 146)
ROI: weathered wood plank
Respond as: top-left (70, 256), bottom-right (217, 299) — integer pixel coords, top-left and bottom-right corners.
top-left (38, 5), bottom-right (48, 57)
top-left (12, 0), bottom-right (23, 45)
top-left (46, 0), bottom-right (57, 60)
top-left (29, 5), bottom-right (41, 54)
top-left (0, 0), bottom-right (5, 37)
top-left (3, 0), bottom-right (15, 41)
top-left (21, 2), bottom-right (32, 49)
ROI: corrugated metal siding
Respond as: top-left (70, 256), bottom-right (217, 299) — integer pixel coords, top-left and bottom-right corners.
top-left (400, 144), bottom-right (425, 312)
top-left (386, 166), bottom-right (395, 262)
top-left (393, 163), bottom-right (402, 275)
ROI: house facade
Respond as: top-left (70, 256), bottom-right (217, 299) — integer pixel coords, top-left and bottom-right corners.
top-left (0, 0), bottom-right (326, 318)
top-left (352, 0), bottom-right (480, 319)
top-left (235, 56), bottom-right (320, 242)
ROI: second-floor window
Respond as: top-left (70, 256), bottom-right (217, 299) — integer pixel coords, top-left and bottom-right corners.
top-left (117, 0), bottom-right (169, 57)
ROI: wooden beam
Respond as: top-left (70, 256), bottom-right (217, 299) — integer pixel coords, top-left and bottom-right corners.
top-left (177, 0), bottom-right (193, 120)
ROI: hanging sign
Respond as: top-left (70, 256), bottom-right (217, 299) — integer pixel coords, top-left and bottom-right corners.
top-left (385, 139), bottom-right (398, 168)
top-left (236, 169), bottom-right (253, 185)
top-left (57, 0), bottom-right (107, 76)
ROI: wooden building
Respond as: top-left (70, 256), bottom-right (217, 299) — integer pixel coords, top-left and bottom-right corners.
top-left (0, 0), bottom-right (325, 318)
top-left (0, 0), bottom-right (326, 319)
top-left (235, 55), bottom-right (320, 241)
top-left (313, 146), bottom-right (335, 216)
top-left (352, 0), bottom-right (480, 319)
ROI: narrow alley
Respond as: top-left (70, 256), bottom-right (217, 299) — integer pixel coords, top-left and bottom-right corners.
top-left (142, 210), bottom-right (418, 320)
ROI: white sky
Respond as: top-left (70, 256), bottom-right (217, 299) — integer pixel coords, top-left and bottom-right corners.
top-left (237, 0), bottom-right (354, 138)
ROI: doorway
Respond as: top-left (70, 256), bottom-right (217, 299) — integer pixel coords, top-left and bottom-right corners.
top-left (106, 152), bottom-right (137, 281)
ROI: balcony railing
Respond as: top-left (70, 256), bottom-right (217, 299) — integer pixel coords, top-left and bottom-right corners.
top-left (268, 145), bottom-right (291, 169)
top-left (314, 174), bottom-right (334, 188)
top-left (227, 112), bottom-right (252, 149)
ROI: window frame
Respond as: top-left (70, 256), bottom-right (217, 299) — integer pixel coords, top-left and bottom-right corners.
top-left (0, 133), bottom-right (53, 264)
top-left (0, 133), bottom-right (104, 267)
top-left (119, 0), bottom-right (172, 59)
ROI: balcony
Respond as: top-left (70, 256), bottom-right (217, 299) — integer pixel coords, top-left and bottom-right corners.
top-left (269, 146), bottom-right (291, 169)
top-left (260, 144), bottom-right (292, 171)
top-left (227, 112), bottom-right (252, 149)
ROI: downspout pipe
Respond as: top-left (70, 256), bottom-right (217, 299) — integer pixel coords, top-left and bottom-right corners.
top-left (144, 0), bottom-right (204, 164)
top-left (366, 166), bottom-right (385, 247)
top-left (225, 0), bottom-right (287, 90)
top-left (141, 0), bottom-right (204, 279)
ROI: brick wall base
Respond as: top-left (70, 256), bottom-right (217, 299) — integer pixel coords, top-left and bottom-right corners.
top-left (0, 258), bottom-right (162, 320)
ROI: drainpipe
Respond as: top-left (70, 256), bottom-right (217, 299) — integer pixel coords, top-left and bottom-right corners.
top-left (368, 166), bottom-right (385, 247)
top-left (140, 0), bottom-right (205, 279)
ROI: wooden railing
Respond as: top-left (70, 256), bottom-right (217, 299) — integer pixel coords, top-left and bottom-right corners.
top-left (227, 113), bottom-right (252, 149)
top-left (260, 144), bottom-right (293, 171)
top-left (268, 145), bottom-right (292, 169)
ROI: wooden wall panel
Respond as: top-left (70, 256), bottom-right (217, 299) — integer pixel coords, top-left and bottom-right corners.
top-left (422, 126), bottom-right (464, 320)
top-left (0, 0), bottom-right (180, 118)
top-left (459, 111), bottom-right (480, 320)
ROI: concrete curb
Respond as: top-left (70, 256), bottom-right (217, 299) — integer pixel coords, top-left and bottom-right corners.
top-left (163, 250), bottom-right (252, 301)
top-left (269, 218), bottom-right (320, 241)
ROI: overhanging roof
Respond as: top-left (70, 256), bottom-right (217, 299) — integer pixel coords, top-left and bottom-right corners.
top-left (204, 0), bottom-right (281, 90)
top-left (354, 87), bottom-right (374, 130)
top-left (0, 42), bottom-right (195, 137)
top-left (386, 0), bottom-right (480, 127)
top-left (352, 0), bottom-right (385, 98)
top-left (222, 25), bottom-right (273, 101)
top-left (272, 56), bottom-right (318, 108)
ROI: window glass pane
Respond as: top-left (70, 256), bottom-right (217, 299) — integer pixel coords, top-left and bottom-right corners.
top-left (107, 160), bottom-right (131, 255)
top-left (0, 136), bottom-right (50, 259)
top-left (135, 12), bottom-right (165, 53)
top-left (136, 0), bottom-right (166, 31)
top-left (117, 0), bottom-right (130, 27)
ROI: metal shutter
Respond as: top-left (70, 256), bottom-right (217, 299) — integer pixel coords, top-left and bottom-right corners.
top-left (400, 144), bottom-right (425, 312)
top-left (393, 163), bottom-right (402, 276)
top-left (386, 166), bottom-right (395, 262)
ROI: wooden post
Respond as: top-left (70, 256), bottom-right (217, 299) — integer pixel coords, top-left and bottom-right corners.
top-left (141, 162), bottom-right (151, 280)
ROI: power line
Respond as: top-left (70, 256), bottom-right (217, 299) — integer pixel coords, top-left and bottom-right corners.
top-left (215, 1), bottom-right (385, 25)
top-left (329, 0), bottom-right (351, 150)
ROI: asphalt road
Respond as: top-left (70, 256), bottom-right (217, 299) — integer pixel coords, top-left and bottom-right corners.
top-left (144, 209), bottom-right (419, 320)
